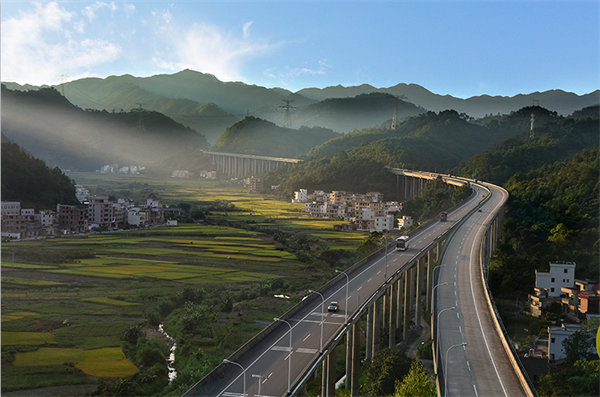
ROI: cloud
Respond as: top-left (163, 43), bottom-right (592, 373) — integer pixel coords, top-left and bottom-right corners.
top-left (243, 21), bottom-right (253, 40)
top-left (265, 60), bottom-right (331, 80)
top-left (82, 1), bottom-right (117, 21)
top-left (1, 2), bottom-right (121, 85)
top-left (154, 21), bottom-right (276, 82)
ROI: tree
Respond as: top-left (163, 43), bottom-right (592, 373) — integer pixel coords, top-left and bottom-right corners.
top-left (363, 348), bottom-right (411, 396)
top-left (394, 361), bottom-right (436, 397)
top-left (563, 322), bottom-right (598, 364)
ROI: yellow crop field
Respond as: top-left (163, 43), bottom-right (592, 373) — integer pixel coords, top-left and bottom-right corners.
top-left (82, 297), bottom-right (139, 306)
top-left (76, 347), bottom-right (138, 378)
top-left (2, 332), bottom-right (56, 346)
top-left (2, 277), bottom-right (63, 286)
top-left (1, 311), bottom-right (38, 322)
top-left (13, 347), bottom-right (84, 366)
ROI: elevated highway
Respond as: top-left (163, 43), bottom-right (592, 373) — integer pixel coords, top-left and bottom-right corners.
top-left (184, 171), bottom-right (534, 397)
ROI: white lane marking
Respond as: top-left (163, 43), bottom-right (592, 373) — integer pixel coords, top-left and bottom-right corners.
top-left (459, 325), bottom-right (462, 335)
top-left (367, 277), bottom-right (372, 282)
top-left (473, 384), bottom-right (479, 397)
top-left (267, 372), bottom-right (273, 379)
top-left (302, 333), bottom-right (311, 342)
top-left (469, 214), bottom-right (508, 397)
top-left (466, 361), bottom-right (471, 372)
top-left (296, 347), bottom-right (318, 354)
top-left (357, 286), bottom-right (362, 291)
top-left (271, 346), bottom-right (291, 352)
top-left (223, 392), bottom-right (244, 397)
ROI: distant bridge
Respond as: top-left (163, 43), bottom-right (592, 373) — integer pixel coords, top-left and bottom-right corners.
top-left (202, 150), bottom-right (302, 179)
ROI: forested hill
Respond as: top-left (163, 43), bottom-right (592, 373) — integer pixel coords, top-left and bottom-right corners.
top-left (1, 138), bottom-right (78, 209)
top-left (1, 85), bottom-right (208, 171)
top-left (489, 147), bottom-right (599, 297)
top-left (254, 92), bottom-right (424, 133)
top-left (263, 109), bottom-right (518, 198)
top-left (211, 116), bottom-right (339, 158)
top-left (454, 110), bottom-right (599, 185)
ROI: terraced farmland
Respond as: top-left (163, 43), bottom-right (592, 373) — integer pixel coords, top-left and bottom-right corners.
top-left (1, 175), bottom-right (369, 395)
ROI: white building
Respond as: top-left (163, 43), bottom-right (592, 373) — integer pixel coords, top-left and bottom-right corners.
top-left (292, 189), bottom-right (308, 203)
top-left (2, 202), bottom-right (21, 216)
top-left (374, 215), bottom-right (395, 232)
top-left (127, 207), bottom-right (147, 226)
top-left (547, 323), bottom-right (581, 361)
top-left (39, 210), bottom-right (56, 227)
top-left (535, 262), bottom-right (576, 297)
top-left (146, 199), bottom-right (159, 208)
top-left (397, 216), bottom-right (414, 229)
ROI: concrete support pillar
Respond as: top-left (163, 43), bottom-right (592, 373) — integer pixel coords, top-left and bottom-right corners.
top-left (321, 348), bottom-right (336, 397)
top-left (345, 329), bottom-right (351, 390)
top-left (350, 322), bottom-right (361, 397)
top-left (372, 299), bottom-right (380, 356)
top-left (415, 259), bottom-right (422, 326)
top-left (403, 268), bottom-right (412, 340)
top-left (388, 283), bottom-right (396, 349)
top-left (396, 276), bottom-right (402, 330)
top-left (365, 305), bottom-right (372, 360)
top-left (381, 294), bottom-right (387, 331)
top-left (426, 250), bottom-right (433, 312)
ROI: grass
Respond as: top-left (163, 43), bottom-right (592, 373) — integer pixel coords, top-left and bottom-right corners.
top-left (2, 332), bottom-right (56, 346)
top-left (2, 277), bottom-right (63, 286)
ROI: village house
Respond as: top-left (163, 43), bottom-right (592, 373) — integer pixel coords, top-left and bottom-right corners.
top-left (293, 189), bottom-right (400, 233)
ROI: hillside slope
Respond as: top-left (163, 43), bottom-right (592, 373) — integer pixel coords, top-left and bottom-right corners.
top-left (1, 138), bottom-right (79, 209)
top-left (1, 85), bottom-right (208, 171)
top-left (212, 117), bottom-right (339, 158)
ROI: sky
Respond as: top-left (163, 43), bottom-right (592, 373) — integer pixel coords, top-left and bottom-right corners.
top-left (1, 0), bottom-right (598, 98)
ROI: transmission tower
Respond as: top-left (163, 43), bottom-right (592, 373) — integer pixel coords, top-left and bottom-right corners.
top-left (56, 74), bottom-right (69, 96)
top-left (391, 96), bottom-right (399, 130)
top-left (279, 99), bottom-right (296, 128)
top-left (134, 102), bottom-right (146, 130)
top-left (529, 112), bottom-right (535, 139)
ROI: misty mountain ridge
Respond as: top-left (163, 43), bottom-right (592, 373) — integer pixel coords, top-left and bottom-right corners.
top-left (1, 85), bottom-right (208, 171)
top-left (4, 68), bottom-right (597, 136)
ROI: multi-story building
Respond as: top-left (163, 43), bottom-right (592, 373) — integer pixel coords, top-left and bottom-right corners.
top-left (88, 196), bottom-right (115, 227)
top-left (57, 204), bottom-right (88, 233)
top-left (292, 189), bottom-right (308, 203)
top-left (127, 207), bottom-right (147, 226)
top-left (39, 210), bottom-right (56, 227)
top-left (547, 323), bottom-right (583, 361)
top-left (1, 202), bottom-right (26, 237)
top-left (535, 262), bottom-right (576, 297)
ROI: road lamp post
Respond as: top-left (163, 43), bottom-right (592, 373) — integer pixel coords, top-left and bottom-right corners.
top-left (223, 359), bottom-right (246, 397)
top-left (274, 317), bottom-right (293, 393)
top-left (444, 342), bottom-right (467, 397)
top-left (435, 306), bottom-right (455, 374)
top-left (308, 290), bottom-right (324, 352)
top-left (335, 269), bottom-right (349, 320)
top-left (252, 374), bottom-right (265, 397)
top-left (431, 281), bottom-right (449, 316)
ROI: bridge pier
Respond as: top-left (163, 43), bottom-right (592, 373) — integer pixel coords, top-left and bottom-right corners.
top-left (321, 348), bottom-right (336, 397)
top-left (350, 322), bottom-right (361, 397)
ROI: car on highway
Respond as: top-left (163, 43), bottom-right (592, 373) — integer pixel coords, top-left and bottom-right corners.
top-left (327, 301), bottom-right (339, 312)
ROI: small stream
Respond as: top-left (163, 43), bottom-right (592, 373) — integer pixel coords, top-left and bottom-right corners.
top-left (158, 324), bottom-right (177, 383)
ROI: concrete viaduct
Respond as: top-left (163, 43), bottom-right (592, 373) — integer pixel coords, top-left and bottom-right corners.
top-left (184, 170), bottom-right (535, 397)
top-left (202, 150), bottom-right (302, 179)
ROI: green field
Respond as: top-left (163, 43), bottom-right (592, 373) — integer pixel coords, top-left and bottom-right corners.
top-left (1, 174), bottom-right (368, 394)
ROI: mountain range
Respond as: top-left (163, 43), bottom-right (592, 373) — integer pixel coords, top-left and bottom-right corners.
top-left (4, 69), bottom-right (598, 143)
